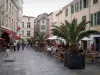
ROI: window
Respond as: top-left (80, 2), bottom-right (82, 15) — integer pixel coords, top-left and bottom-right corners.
top-left (94, 13), bottom-right (97, 25)
top-left (12, 19), bottom-right (13, 30)
top-left (28, 18), bottom-right (30, 21)
top-left (22, 30), bottom-right (24, 36)
top-left (10, 3), bottom-right (11, 13)
top-left (93, 0), bottom-right (98, 4)
top-left (42, 20), bottom-right (45, 23)
top-left (82, 16), bottom-right (86, 22)
top-left (1, 11), bottom-right (4, 26)
top-left (9, 17), bottom-right (11, 28)
top-left (80, 0), bottom-right (82, 10)
top-left (2, 0), bottom-right (4, 6)
top-left (27, 22), bottom-right (31, 28)
top-left (12, 6), bottom-right (13, 15)
top-left (71, 5), bottom-right (74, 14)
top-left (6, 0), bottom-right (8, 10)
top-left (91, 11), bottom-right (100, 26)
top-left (76, 3), bottom-right (79, 12)
top-left (83, 0), bottom-right (88, 8)
top-left (22, 22), bottom-right (24, 28)
top-left (41, 25), bottom-right (45, 30)
top-left (75, 3), bottom-right (77, 12)
top-left (14, 21), bottom-right (15, 30)
top-left (65, 8), bottom-right (68, 16)
top-left (6, 15), bottom-right (8, 27)
top-left (27, 31), bottom-right (30, 37)
top-left (75, 19), bottom-right (77, 25)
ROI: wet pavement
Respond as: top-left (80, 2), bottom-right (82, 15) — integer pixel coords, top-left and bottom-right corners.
top-left (0, 48), bottom-right (100, 75)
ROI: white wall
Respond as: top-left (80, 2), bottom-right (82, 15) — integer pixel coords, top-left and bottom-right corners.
top-left (22, 16), bottom-right (35, 39)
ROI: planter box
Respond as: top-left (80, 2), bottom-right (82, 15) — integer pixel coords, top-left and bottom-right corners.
top-left (64, 52), bottom-right (85, 69)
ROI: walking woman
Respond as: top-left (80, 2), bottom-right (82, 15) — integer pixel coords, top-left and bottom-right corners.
top-left (14, 42), bottom-right (16, 52)
top-left (6, 44), bottom-right (10, 57)
top-left (17, 41), bottom-right (20, 51)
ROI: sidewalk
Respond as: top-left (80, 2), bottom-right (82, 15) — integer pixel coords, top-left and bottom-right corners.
top-left (0, 52), bottom-right (6, 66)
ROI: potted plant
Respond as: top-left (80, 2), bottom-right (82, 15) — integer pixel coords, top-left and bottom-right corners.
top-left (52, 19), bottom-right (99, 69)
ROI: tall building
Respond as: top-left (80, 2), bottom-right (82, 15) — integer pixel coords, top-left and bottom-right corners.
top-left (22, 16), bottom-right (35, 40)
top-left (55, 0), bottom-right (100, 50)
top-left (0, 0), bottom-right (23, 44)
top-left (34, 13), bottom-right (49, 37)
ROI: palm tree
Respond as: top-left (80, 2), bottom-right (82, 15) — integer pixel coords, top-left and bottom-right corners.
top-left (36, 32), bottom-right (46, 44)
top-left (52, 19), bottom-right (99, 52)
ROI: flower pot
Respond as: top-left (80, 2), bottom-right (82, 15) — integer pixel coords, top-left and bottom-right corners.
top-left (64, 52), bottom-right (85, 69)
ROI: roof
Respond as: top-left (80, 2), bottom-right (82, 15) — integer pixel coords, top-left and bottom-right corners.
top-left (23, 15), bottom-right (35, 18)
top-left (62, 0), bottom-right (79, 10)
top-left (48, 12), bottom-right (53, 16)
top-left (56, 10), bottom-right (62, 16)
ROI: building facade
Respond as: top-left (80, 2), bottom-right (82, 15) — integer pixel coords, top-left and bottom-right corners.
top-left (55, 0), bottom-right (100, 50)
top-left (34, 13), bottom-right (49, 37)
top-left (48, 11), bottom-right (59, 37)
top-left (0, 0), bottom-right (23, 44)
top-left (22, 16), bottom-right (35, 40)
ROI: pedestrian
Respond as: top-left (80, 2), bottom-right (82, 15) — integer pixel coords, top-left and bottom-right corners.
top-left (26, 42), bottom-right (29, 49)
top-left (22, 42), bottom-right (25, 50)
top-left (91, 42), bottom-right (94, 51)
top-left (17, 41), bottom-right (20, 51)
top-left (14, 42), bottom-right (16, 52)
top-left (98, 42), bottom-right (100, 52)
top-left (6, 44), bottom-right (10, 57)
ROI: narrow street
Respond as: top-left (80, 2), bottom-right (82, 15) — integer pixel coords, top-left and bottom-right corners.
top-left (0, 48), bottom-right (100, 75)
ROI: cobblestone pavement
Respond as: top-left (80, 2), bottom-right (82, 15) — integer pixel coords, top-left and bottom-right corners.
top-left (0, 48), bottom-right (100, 75)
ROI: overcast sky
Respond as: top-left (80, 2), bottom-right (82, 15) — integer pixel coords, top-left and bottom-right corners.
top-left (23, 0), bottom-right (73, 17)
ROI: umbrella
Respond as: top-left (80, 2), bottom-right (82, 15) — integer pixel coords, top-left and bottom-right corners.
top-left (81, 37), bottom-right (92, 41)
top-left (47, 36), bottom-right (58, 40)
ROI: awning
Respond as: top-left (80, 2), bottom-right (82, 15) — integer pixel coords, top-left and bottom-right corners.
top-left (1, 27), bottom-right (20, 40)
top-left (0, 38), bottom-right (7, 45)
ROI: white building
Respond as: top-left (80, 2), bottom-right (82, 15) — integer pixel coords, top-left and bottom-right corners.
top-left (0, 0), bottom-right (23, 43)
top-left (22, 16), bottom-right (35, 40)
top-left (55, 0), bottom-right (100, 50)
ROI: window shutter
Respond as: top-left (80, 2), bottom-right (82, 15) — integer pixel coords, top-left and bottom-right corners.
top-left (97, 11), bottom-right (100, 25)
top-left (91, 14), bottom-right (93, 26)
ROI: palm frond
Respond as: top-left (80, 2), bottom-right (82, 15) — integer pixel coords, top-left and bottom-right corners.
top-left (77, 30), bottom-right (100, 41)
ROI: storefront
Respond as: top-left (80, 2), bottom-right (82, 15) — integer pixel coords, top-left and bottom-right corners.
top-left (90, 34), bottom-right (100, 51)
top-left (0, 26), bottom-right (20, 48)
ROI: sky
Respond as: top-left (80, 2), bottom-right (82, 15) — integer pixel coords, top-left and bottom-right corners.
top-left (23, 0), bottom-right (73, 17)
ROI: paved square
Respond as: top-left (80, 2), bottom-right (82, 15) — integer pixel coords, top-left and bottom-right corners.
top-left (0, 48), bottom-right (100, 75)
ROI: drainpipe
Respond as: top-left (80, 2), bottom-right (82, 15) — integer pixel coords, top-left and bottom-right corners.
top-left (0, 5), bottom-right (3, 27)
top-left (88, 0), bottom-right (91, 49)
